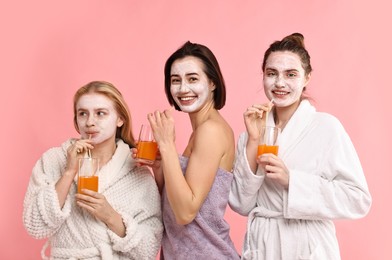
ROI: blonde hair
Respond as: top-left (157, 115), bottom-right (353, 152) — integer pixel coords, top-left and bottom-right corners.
top-left (73, 81), bottom-right (135, 148)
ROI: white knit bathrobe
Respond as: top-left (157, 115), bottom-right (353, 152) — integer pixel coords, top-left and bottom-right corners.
top-left (23, 139), bottom-right (163, 260)
top-left (229, 100), bottom-right (372, 260)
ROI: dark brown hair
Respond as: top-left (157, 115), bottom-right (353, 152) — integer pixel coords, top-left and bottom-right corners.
top-left (164, 41), bottom-right (226, 111)
top-left (262, 33), bottom-right (312, 76)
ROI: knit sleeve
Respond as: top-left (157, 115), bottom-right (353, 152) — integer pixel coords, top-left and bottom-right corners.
top-left (23, 148), bottom-right (72, 239)
top-left (107, 166), bottom-right (163, 259)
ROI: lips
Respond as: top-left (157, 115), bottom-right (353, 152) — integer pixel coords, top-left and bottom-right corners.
top-left (178, 96), bottom-right (197, 105)
top-left (272, 90), bottom-right (289, 96)
top-left (179, 96), bottom-right (196, 101)
top-left (85, 132), bottom-right (99, 137)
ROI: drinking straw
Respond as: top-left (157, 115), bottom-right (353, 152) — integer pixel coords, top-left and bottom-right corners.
top-left (264, 99), bottom-right (274, 126)
top-left (83, 134), bottom-right (94, 177)
top-left (87, 134), bottom-right (92, 158)
top-left (263, 99), bottom-right (274, 144)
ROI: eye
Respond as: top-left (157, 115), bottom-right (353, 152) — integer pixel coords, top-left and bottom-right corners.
top-left (171, 78), bottom-right (181, 84)
top-left (266, 71), bottom-right (276, 77)
top-left (96, 111), bottom-right (106, 117)
top-left (78, 111), bottom-right (87, 117)
top-left (287, 72), bottom-right (297, 77)
top-left (189, 77), bottom-right (198, 82)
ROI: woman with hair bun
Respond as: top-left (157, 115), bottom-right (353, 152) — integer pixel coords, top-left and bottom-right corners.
top-left (229, 33), bottom-right (372, 259)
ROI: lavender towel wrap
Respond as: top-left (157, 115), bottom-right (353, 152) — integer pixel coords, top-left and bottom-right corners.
top-left (161, 156), bottom-right (240, 260)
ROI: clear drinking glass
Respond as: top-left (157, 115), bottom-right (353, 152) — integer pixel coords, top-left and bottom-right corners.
top-left (78, 157), bottom-right (99, 194)
top-left (136, 124), bottom-right (158, 165)
top-left (257, 126), bottom-right (280, 157)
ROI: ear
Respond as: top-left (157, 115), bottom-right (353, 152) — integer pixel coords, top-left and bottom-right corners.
top-left (117, 118), bottom-right (124, 127)
top-left (209, 81), bottom-right (216, 92)
top-left (304, 73), bottom-right (311, 87)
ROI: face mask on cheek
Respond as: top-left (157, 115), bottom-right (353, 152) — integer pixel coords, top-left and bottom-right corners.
top-left (76, 93), bottom-right (122, 144)
top-left (264, 78), bottom-right (305, 107)
top-left (78, 116), bottom-right (120, 145)
top-left (171, 82), bottom-right (211, 113)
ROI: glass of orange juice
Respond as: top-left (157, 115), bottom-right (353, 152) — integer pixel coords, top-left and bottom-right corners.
top-left (136, 124), bottom-right (158, 165)
top-left (257, 126), bottom-right (280, 157)
top-left (78, 158), bottom-right (99, 194)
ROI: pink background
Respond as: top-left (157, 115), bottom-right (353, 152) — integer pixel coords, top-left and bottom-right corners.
top-left (1, 1), bottom-right (390, 259)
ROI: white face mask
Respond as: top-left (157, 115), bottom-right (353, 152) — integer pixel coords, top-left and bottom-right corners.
top-left (170, 56), bottom-right (215, 113)
top-left (263, 51), bottom-right (310, 107)
top-left (76, 93), bottom-right (123, 144)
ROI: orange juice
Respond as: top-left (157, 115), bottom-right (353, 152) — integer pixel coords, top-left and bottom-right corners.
top-left (137, 141), bottom-right (158, 161)
top-left (257, 144), bottom-right (279, 157)
top-left (78, 176), bottom-right (98, 194)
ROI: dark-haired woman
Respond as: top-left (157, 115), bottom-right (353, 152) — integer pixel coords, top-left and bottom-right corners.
top-left (229, 33), bottom-right (371, 260)
top-left (142, 41), bottom-right (239, 259)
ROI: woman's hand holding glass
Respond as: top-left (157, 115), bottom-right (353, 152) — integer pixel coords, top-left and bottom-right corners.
top-left (76, 189), bottom-right (114, 222)
top-left (132, 140), bottom-right (164, 193)
top-left (75, 189), bottom-right (125, 237)
top-left (257, 153), bottom-right (290, 189)
top-left (132, 147), bottom-right (162, 170)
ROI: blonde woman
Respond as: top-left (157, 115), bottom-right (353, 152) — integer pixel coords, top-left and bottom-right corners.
top-left (23, 81), bottom-right (163, 259)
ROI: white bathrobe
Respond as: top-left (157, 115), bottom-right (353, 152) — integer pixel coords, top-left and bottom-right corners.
top-left (229, 100), bottom-right (371, 260)
top-left (23, 139), bottom-right (163, 260)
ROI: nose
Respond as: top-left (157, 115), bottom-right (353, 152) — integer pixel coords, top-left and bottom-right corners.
top-left (275, 75), bottom-right (285, 88)
top-left (179, 81), bottom-right (190, 92)
top-left (86, 114), bottom-right (95, 127)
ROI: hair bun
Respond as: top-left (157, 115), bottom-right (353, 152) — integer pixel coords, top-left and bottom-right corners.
top-left (282, 32), bottom-right (305, 48)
